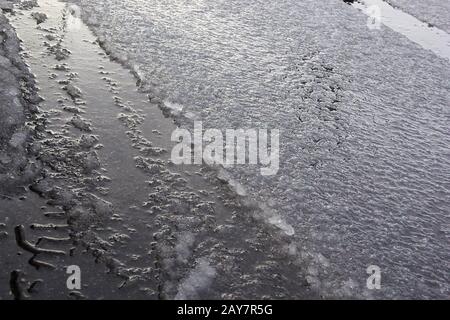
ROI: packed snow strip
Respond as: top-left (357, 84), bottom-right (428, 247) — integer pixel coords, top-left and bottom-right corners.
top-left (386, 0), bottom-right (450, 34)
top-left (0, 11), bottom-right (41, 195)
top-left (354, 0), bottom-right (450, 61)
top-left (175, 258), bottom-right (216, 300)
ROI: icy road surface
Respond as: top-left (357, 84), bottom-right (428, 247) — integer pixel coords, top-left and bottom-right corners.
top-left (0, 0), bottom-right (448, 299)
top-left (1, 0), bottom-right (312, 300)
top-left (65, 0), bottom-right (450, 299)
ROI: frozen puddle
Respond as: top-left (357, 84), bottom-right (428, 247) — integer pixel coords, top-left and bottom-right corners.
top-left (3, 0), bottom-right (312, 299)
top-left (350, 0), bottom-right (450, 61)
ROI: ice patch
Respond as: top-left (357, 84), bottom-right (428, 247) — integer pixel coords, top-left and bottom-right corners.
top-left (81, 150), bottom-right (100, 173)
top-left (64, 83), bottom-right (83, 100)
top-left (9, 131), bottom-right (27, 149)
top-left (267, 215), bottom-right (295, 236)
top-left (217, 169), bottom-right (295, 235)
top-left (78, 134), bottom-right (99, 149)
top-left (259, 203), bottom-right (295, 236)
top-left (69, 115), bottom-right (91, 132)
top-left (217, 168), bottom-right (247, 197)
top-left (175, 231), bottom-right (195, 263)
top-left (175, 258), bottom-right (216, 300)
top-left (160, 100), bottom-right (184, 117)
